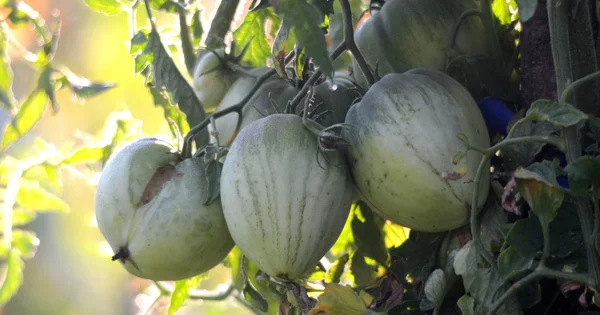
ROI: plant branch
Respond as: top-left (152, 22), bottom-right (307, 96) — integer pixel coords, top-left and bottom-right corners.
top-left (178, 2), bottom-right (196, 75)
top-left (561, 70), bottom-right (600, 103)
top-left (287, 42), bottom-right (348, 114)
top-left (547, 0), bottom-right (600, 295)
top-left (489, 136), bottom-right (564, 153)
top-left (338, 0), bottom-right (374, 86)
top-left (285, 282), bottom-right (313, 315)
top-left (488, 266), bottom-right (589, 315)
top-left (593, 197), bottom-right (600, 243)
top-left (204, 0), bottom-right (240, 49)
top-left (154, 281), bottom-right (235, 300)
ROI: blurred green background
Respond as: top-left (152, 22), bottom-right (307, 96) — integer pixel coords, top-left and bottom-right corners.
top-left (2, 0), bottom-right (252, 314)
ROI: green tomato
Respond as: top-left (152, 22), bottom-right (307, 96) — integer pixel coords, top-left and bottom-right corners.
top-left (95, 138), bottom-right (234, 280)
top-left (352, 0), bottom-right (490, 88)
top-left (193, 48), bottom-right (240, 110)
top-left (220, 114), bottom-right (353, 280)
top-left (344, 69), bottom-right (490, 232)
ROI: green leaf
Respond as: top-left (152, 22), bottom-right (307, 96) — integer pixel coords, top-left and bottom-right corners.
top-left (147, 87), bottom-right (189, 138)
top-left (565, 156), bottom-right (600, 198)
top-left (389, 231), bottom-right (445, 283)
top-left (515, 0), bottom-right (538, 22)
top-left (525, 99), bottom-right (588, 128)
top-left (11, 230), bottom-right (38, 260)
top-left (515, 167), bottom-right (565, 227)
top-left (16, 180), bottom-right (69, 212)
top-left (233, 8), bottom-right (279, 67)
top-left (497, 201), bottom-right (583, 280)
top-left (1, 209), bottom-right (36, 228)
top-left (503, 112), bottom-right (559, 170)
top-left (0, 229), bottom-right (39, 259)
top-left (148, 0), bottom-right (180, 13)
top-left (0, 250), bottom-right (24, 306)
top-left (278, 0), bottom-right (332, 77)
top-left (83, 0), bottom-right (123, 15)
top-left (0, 25), bottom-right (16, 110)
top-left (351, 201), bottom-right (388, 266)
top-left (168, 274), bottom-right (205, 315)
top-left (350, 251), bottom-right (378, 287)
top-left (457, 295), bottom-right (475, 315)
top-left (137, 29), bottom-right (208, 145)
top-left (454, 242), bottom-right (524, 314)
top-left (492, 0), bottom-right (513, 25)
top-left (62, 146), bottom-right (106, 165)
top-left (226, 246), bottom-right (244, 291)
top-left (325, 253), bottom-right (348, 284)
top-left (190, 10), bottom-right (203, 48)
top-left (58, 67), bottom-right (115, 99)
top-left (423, 269), bottom-right (447, 310)
top-left (242, 282), bottom-right (269, 312)
top-left (271, 21), bottom-right (297, 78)
top-left (2, 89), bottom-right (48, 149)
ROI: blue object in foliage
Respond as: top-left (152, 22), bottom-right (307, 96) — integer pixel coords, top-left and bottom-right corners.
top-left (477, 97), bottom-right (515, 136)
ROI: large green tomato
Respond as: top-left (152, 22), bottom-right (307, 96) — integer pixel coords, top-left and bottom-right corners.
top-left (344, 69), bottom-right (490, 232)
top-left (220, 114), bottom-right (353, 280)
top-left (352, 0), bottom-right (490, 88)
top-left (95, 138), bottom-right (234, 280)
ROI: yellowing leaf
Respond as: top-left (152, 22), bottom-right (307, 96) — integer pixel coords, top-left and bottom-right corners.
top-left (2, 89), bottom-right (48, 149)
top-left (16, 180), bottom-right (69, 213)
top-left (309, 283), bottom-right (369, 315)
top-left (167, 274), bottom-right (206, 315)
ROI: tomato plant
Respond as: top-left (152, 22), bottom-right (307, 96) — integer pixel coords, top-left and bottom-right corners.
top-left (2, 0), bottom-right (600, 314)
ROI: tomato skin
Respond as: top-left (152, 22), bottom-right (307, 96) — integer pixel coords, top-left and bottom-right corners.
top-left (352, 0), bottom-right (491, 88)
top-left (344, 69), bottom-right (490, 232)
top-left (192, 48), bottom-right (239, 111)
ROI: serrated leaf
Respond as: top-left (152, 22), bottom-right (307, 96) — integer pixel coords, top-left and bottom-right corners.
top-left (16, 180), bottom-right (69, 212)
top-left (308, 283), bottom-right (369, 315)
top-left (2, 209), bottom-right (36, 228)
top-left (233, 8), bottom-right (279, 67)
top-left (2, 89), bottom-right (48, 149)
top-left (83, 0), bottom-right (122, 15)
top-left (62, 146), bottom-right (106, 164)
top-left (271, 20), bottom-right (296, 78)
top-left (0, 250), bottom-right (24, 306)
top-left (515, 0), bottom-right (538, 22)
top-left (168, 274), bottom-right (205, 315)
top-left (278, 0), bottom-right (333, 77)
top-left (0, 25), bottom-right (16, 110)
top-left (525, 100), bottom-right (588, 128)
top-left (325, 253), bottom-right (348, 284)
top-left (58, 67), bottom-right (115, 99)
top-left (565, 156), bottom-right (600, 198)
top-left (144, 29), bottom-right (208, 145)
top-left (515, 167), bottom-right (564, 227)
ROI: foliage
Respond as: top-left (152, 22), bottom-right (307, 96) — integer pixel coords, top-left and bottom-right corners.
top-left (2, 0), bottom-right (600, 313)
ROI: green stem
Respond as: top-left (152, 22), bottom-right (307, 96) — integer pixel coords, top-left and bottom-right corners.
top-left (561, 70), bottom-right (600, 103)
top-left (154, 281), bottom-right (235, 300)
top-left (338, 0), bottom-right (374, 86)
top-left (489, 136), bottom-right (564, 153)
top-left (593, 197), bottom-right (600, 244)
top-left (547, 0), bottom-right (600, 293)
top-left (470, 153), bottom-right (494, 264)
top-left (540, 221), bottom-right (551, 265)
top-left (178, 3), bottom-right (196, 75)
top-left (446, 9), bottom-right (482, 65)
top-left (488, 266), bottom-right (589, 315)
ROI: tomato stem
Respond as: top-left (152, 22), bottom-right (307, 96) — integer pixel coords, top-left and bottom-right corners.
top-left (339, 0), bottom-right (375, 87)
top-left (177, 0), bottom-right (196, 76)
